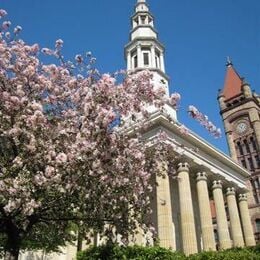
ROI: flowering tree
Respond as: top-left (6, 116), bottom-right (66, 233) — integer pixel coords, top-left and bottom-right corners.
top-left (0, 9), bottom-right (182, 260)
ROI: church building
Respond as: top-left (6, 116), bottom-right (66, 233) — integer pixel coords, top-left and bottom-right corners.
top-left (122, 0), bottom-right (256, 255)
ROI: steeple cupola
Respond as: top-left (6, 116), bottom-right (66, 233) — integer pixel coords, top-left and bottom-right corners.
top-left (125, 0), bottom-right (169, 96)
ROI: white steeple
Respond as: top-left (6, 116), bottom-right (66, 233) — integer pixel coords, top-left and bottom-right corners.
top-left (125, 0), bottom-right (170, 96)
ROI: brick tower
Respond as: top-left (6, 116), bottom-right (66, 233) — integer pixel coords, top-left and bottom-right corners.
top-left (218, 59), bottom-right (260, 242)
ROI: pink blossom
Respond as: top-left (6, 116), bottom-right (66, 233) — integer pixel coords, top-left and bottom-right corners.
top-left (188, 105), bottom-right (221, 138)
top-left (4, 200), bottom-right (17, 213)
top-left (75, 54), bottom-right (83, 63)
top-left (0, 9), bottom-right (7, 18)
top-left (2, 21), bottom-right (11, 30)
top-left (158, 130), bottom-right (168, 141)
top-left (55, 39), bottom-right (63, 48)
top-left (30, 43), bottom-right (39, 54)
top-left (14, 25), bottom-right (22, 34)
top-left (45, 166), bottom-right (55, 177)
top-left (30, 101), bottom-right (42, 111)
top-left (169, 92), bottom-right (181, 107)
top-left (41, 48), bottom-right (53, 55)
top-left (10, 96), bottom-right (20, 105)
top-left (56, 153), bottom-right (68, 164)
top-left (5, 31), bottom-right (10, 39)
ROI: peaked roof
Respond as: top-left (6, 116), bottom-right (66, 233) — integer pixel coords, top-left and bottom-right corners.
top-left (222, 63), bottom-right (243, 100)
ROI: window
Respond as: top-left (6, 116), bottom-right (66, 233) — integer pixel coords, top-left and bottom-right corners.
top-left (248, 157), bottom-right (254, 171)
top-left (244, 139), bottom-right (250, 154)
top-left (241, 159), bottom-right (247, 169)
top-left (155, 56), bottom-right (160, 68)
top-left (255, 156), bottom-right (260, 169)
top-left (256, 219), bottom-right (260, 232)
top-left (133, 55), bottom-right (137, 68)
top-left (141, 16), bottom-right (146, 24)
top-left (250, 137), bottom-right (257, 151)
top-left (155, 51), bottom-right (160, 69)
top-left (237, 141), bottom-right (243, 156)
top-left (143, 53), bottom-right (149, 66)
top-left (214, 229), bottom-right (219, 243)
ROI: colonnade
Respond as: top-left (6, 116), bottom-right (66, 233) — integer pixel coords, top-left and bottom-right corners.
top-left (156, 161), bottom-right (256, 255)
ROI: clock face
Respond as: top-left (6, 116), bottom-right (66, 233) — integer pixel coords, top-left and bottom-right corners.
top-left (236, 122), bottom-right (248, 134)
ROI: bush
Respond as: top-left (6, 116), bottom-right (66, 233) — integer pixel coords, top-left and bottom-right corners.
top-left (77, 245), bottom-right (260, 260)
top-left (77, 244), bottom-right (185, 260)
top-left (189, 247), bottom-right (260, 260)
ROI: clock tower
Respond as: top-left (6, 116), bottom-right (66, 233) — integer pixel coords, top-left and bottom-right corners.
top-left (218, 59), bottom-right (260, 242)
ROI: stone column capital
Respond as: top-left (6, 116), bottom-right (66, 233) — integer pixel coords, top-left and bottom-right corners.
top-left (238, 194), bottom-right (247, 202)
top-left (177, 162), bottom-right (189, 173)
top-left (196, 172), bottom-right (207, 182)
top-left (226, 187), bottom-right (236, 196)
top-left (212, 180), bottom-right (222, 190)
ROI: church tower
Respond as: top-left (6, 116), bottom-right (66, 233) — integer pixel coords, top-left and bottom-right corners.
top-left (124, 0), bottom-right (170, 96)
top-left (218, 60), bottom-right (260, 241)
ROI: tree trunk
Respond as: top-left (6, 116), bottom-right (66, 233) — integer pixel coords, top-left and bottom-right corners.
top-left (4, 221), bottom-right (21, 260)
top-left (4, 250), bottom-right (19, 260)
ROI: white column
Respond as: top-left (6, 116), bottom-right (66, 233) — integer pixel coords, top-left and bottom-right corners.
top-left (196, 172), bottom-right (216, 251)
top-left (212, 180), bottom-right (231, 249)
top-left (151, 45), bottom-right (156, 68)
top-left (137, 45), bottom-right (142, 68)
top-left (127, 51), bottom-right (131, 70)
top-left (177, 162), bottom-right (198, 255)
top-left (156, 161), bottom-right (175, 249)
top-left (238, 194), bottom-right (256, 246)
top-left (160, 52), bottom-right (165, 72)
top-left (226, 187), bottom-right (244, 247)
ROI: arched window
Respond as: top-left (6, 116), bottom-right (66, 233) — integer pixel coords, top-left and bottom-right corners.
top-left (241, 159), bottom-right (247, 169)
top-left (255, 156), bottom-right (260, 169)
top-left (244, 139), bottom-right (250, 154)
top-left (237, 141), bottom-right (243, 156)
top-left (248, 157), bottom-right (254, 171)
top-left (250, 136), bottom-right (257, 151)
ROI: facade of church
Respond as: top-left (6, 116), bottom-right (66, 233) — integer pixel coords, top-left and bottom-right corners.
top-left (19, 0), bottom-right (257, 259)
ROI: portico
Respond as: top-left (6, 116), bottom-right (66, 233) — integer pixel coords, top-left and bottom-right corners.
top-left (140, 113), bottom-right (256, 255)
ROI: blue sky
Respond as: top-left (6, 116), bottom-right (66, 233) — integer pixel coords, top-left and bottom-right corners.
top-left (2, 0), bottom-right (260, 154)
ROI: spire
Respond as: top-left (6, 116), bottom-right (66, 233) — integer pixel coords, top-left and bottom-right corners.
top-left (124, 0), bottom-right (169, 95)
top-left (222, 60), bottom-right (243, 100)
